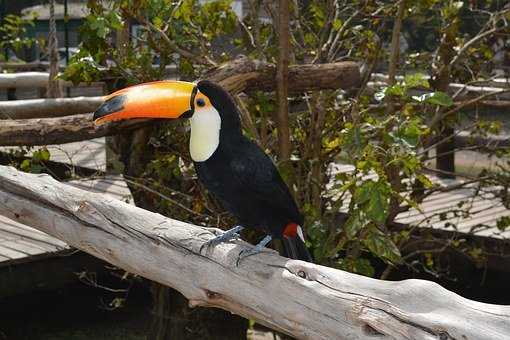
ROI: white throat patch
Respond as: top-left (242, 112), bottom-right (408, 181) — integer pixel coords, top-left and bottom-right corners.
top-left (189, 106), bottom-right (221, 162)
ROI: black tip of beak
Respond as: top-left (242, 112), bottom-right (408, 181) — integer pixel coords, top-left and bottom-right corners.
top-left (93, 95), bottom-right (127, 121)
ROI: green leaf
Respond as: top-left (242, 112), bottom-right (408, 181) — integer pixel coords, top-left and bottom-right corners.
top-left (417, 174), bottom-right (433, 189)
top-left (309, 3), bottom-right (325, 27)
top-left (20, 159), bottom-right (31, 171)
top-left (32, 148), bottom-right (50, 163)
top-left (107, 12), bottom-right (123, 30)
top-left (363, 228), bottom-right (401, 263)
top-left (412, 92), bottom-right (454, 107)
top-left (354, 181), bottom-right (390, 224)
top-left (368, 183), bottom-right (390, 224)
top-left (496, 216), bottom-right (510, 231)
top-left (332, 19), bottom-right (342, 31)
top-left (385, 84), bottom-right (406, 97)
top-left (38, 148), bottom-right (50, 162)
top-left (344, 211), bottom-right (365, 239)
top-left (354, 180), bottom-right (374, 205)
top-left (404, 73), bottom-right (429, 89)
top-left (337, 257), bottom-right (375, 277)
top-left (30, 164), bottom-right (42, 174)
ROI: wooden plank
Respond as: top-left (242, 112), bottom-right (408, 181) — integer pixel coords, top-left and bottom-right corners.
top-left (330, 163), bottom-right (510, 239)
top-left (13, 238), bottom-right (63, 253)
top-left (0, 216), bottom-right (68, 247)
top-left (0, 175), bottom-right (133, 266)
top-left (0, 138), bottom-right (106, 171)
top-left (395, 195), bottom-right (489, 224)
top-left (0, 244), bottom-right (29, 260)
top-left (0, 240), bottom-right (47, 256)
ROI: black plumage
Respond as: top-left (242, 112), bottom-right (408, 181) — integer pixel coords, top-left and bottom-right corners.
top-left (194, 81), bottom-right (311, 261)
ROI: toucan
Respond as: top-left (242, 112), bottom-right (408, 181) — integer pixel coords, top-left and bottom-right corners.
top-left (93, 80), bottom-right (312, 263)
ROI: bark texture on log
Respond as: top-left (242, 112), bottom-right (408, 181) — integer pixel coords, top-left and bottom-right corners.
top-left (0, 165), bottom-right (509, 340)
top-left (0, 57), bottom-right (360, 147)
top-left (0, 96), bottom-right (104, 119)
top-left (0, 113), bottom-right (149, 146)
top-left (206, 56), bottom-right (360, 94)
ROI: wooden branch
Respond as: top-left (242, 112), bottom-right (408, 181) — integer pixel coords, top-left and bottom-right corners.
top-left (0, 113), bottom-right (150, 146)
top-left (0, 96), bottom-right (104, 119)
top-left (0, 165), bottom-right (509, 339)
top-left (0, 57), bottom-right (360, 146)
top-left (387, 0), bottom-right (406, 86)
top-left (0, 72), bottom-right (104, 89)
top-left (205, 55), bottom-right (360, 94)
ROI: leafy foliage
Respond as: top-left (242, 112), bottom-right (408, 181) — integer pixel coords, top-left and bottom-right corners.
top-left (62, 0), bottom-right (510, 280)
top-left (0, 14), bottom-right (35, 58)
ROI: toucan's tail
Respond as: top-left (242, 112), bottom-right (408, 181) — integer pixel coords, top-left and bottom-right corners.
top-left (282, 223), bottom-right (313, 262)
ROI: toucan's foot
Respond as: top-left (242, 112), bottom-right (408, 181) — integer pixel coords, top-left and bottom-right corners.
top-left (200, 225), bottom-right (244, 253)
top-left (236, 235), bottom-right (272, 266)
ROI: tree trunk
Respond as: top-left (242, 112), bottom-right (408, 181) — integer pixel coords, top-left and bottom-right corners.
top-left (275, 0), bottom-right (291, 161)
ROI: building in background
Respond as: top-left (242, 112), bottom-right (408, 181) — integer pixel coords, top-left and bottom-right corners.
top-left (21, 0), bottom-right (88, 62)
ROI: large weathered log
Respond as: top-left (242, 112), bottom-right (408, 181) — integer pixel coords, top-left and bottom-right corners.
top-left (0, 57), bottom-right (360, 146)
top-left (0, 165), bottom-right (509, 339)
top-left (0, 113), bottom-right (149, 146)
top-left (0, 96), bottom-right (104, 119)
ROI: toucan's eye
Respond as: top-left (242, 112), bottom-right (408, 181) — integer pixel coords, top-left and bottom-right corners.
top-left (196, 98), bottom-right (206, 107)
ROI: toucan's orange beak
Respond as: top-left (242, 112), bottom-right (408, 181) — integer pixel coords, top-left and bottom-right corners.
top-left (93, 80), bottom-right (196, 126)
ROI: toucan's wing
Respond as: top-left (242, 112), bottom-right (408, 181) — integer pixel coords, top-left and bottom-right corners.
top-left (229, 141), bottom-right (303, 225)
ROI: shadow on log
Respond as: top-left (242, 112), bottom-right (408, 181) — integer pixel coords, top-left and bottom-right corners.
top-left (0, 165), bottom-right (509, 340)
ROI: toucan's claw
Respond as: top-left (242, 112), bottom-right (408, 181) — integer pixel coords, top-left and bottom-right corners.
top-left (236, 235), bottom-right (272, 266)
top-left (199, 225), bottom-right (244, 253)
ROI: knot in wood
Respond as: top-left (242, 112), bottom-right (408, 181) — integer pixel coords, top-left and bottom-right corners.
top-left (204, 289), bottom-right (221, 300)
top-left (297, 270), bottom-right (307, 279)
top-left (78, 201), bottom-right (89, 212)
top-left (438, 332), bottom-right (450, 340)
